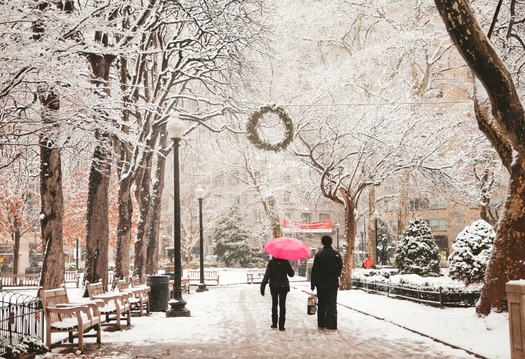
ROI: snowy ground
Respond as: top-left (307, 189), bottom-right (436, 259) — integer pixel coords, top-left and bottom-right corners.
top-left (10, 268), bottom-right (508, 359)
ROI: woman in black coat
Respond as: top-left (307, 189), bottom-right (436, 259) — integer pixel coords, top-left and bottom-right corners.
top-left (260, 257), bottom-right (295, 331)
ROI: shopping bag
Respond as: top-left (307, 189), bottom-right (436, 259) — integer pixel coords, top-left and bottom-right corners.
top-left (307, 293), bottom-right (317, 315)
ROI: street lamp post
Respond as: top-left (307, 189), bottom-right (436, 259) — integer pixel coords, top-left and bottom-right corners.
top-left (335, 222), bottom-right (340, 252)
top-left (166, 114), bottom-right (190, 318)
top-left (195, 186), bottom-right (208, 292)
top-left (373, 210), bottom-right (380, 266)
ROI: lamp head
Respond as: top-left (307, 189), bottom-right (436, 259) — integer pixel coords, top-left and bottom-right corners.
top-left (195, 186), bottom-right (205, 200)
top-left (167, 112), bottom-right (184, 139)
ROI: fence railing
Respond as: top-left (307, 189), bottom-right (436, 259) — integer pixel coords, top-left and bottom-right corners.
top-left (352, 277), bottom-right (480, 308)
top-left (0, 271), bottom-right (83, 289)
top-left (0, 292), bottom-right (43, 355)
top-left (0, 274), bottom-right (41, 288)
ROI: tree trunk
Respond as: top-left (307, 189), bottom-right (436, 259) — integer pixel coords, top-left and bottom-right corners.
top-left (114, 46), bottom-right (134, 281)
top-left (397, 170), bottom-right (409, 240)
top-left (115, 175), bottom-right (133, 280)
top-left (146, 134), bottom-right (169, 275)
top-left (38, 88), bottom-right (65, 291)
top-left (367, 188), bottom-right (377, 264)
top-left (477, 157), bottom-right (525, 314)
top-left (434, 0), bottom-right (525, 314)
top-left (83, 140), bottom-right (111, 292)
top-left (478, 168), bottom-right (493, 224)
top-left (134, 161), bottom-right (153, 280)
top-left (340, 192), bottom-right (357, 290)
top-left (83, 52), bottom-right (115, 293)
top-left (13, 226), bottom-right (20, 276)
top-left (263, 195), bottom-right (282, 239)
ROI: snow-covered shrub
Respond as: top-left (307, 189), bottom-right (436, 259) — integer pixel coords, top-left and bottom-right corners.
top-left (448, 219), bottom-right (495, 285)
top-left (4, 335), bottom-right (47, 358)
top-left (394, 217), bottom-right (441, 277)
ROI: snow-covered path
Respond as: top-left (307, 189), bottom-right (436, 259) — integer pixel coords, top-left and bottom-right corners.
top-left (41, 284), bottom-right (479, 359)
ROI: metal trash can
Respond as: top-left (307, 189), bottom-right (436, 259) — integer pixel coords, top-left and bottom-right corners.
top-left (146, 275), bottom-right (170, 312)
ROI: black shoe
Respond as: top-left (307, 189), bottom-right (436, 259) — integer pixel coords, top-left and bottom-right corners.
top-left (271, 324), bottom-right (277, 329)
top-left (279, 327), bottom-right (285, 331)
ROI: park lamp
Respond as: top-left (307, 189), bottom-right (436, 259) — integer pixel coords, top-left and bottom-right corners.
top-left (195, 186), bottom-right (208, 292)
top-left (166, 112), bottom-right (190, 317)
top-left (195, 186), bottom-right (205, 200)
top-left (167, 113), bottom-right (184, 140)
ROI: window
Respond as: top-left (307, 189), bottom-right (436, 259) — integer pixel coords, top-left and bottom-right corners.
top-left (319, 213), bottom-right (330, 221)
top-left (427, 219), bottom-right (447, 232)
top-left (434, 235), bottom-right (449, 256)
top-left (301, 212), bottom-right (312, 223)
top-left (429, 198), bottom-right (446, 209)
top-left (388, 221), bottom-right (398, 233)
top-left (384, 199), bottom-right (397, 212)
top-left (409, 197), bottom-right (430, 210)
top-left (283, 191), bottom-right (291, 203)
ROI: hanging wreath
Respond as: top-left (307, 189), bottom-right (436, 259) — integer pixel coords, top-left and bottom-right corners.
top-left (246, 106), bottom-right (294, 152)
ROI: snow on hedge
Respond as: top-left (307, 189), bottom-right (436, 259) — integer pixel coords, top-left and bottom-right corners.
top-left (448, 219), bottom-right (495, 286)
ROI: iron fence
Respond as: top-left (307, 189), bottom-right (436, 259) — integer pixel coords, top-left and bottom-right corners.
top-left (352, 277), bottom-right (480, 308)
top-left (0, 291), bottom-right (43, 355)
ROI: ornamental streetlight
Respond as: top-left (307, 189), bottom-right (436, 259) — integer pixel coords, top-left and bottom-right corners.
top-left (373, 210), bottom-right (380, 266)
top-left (195, 186), bottom-right (208, 292)
top-left (166, 114), bottom-right (190, 318)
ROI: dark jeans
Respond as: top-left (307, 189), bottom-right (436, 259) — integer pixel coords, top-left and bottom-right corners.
top-left (317, 286), bottom-right (338, 329)
top-left (270, 287), bottom-right (288, 328)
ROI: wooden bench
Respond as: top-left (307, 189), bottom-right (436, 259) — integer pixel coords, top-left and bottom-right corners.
top-left (39, 286), bottom-right (101, 353)
top-left (115, 278), bottom-right (149, 316)
top-left (246, 269), bottom-right (266, 284)
top-left (86, 281), bottom-right (131, 330)
top-left (168, 277), bottom-right (191, 298)
top-left (130, 276), bottom-right (150, 290)
top-left (187, 269), bottom-right (219, 285)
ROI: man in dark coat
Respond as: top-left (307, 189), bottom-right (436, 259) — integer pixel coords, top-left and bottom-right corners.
top-left (311, 235), bottom-right (343, 330)
top-left (260, 257), bottom-right (294, 331)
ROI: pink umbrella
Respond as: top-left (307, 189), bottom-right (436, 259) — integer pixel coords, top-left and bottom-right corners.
top-left (263, 237), bottom-right (311, 261)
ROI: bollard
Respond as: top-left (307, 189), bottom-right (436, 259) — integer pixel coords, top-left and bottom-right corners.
top-left (507, 280), bottom-right (525, 359)
top-left (146, 275), bottom-right (170, 312)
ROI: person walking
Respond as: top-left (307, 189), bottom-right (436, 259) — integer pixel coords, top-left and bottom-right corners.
top-left (260, 257), bottom-right (295, 331)
top-left (363, 255), bottom-right (373, 269)
top-left (311, 235), bottom-right (343, 330)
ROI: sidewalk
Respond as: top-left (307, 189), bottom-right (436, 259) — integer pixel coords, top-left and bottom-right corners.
top-left (36, 275), bottom-right (507, 359)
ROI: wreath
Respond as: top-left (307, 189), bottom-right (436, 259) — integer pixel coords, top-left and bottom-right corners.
top-left (246, 106), bottom-right (294, 152)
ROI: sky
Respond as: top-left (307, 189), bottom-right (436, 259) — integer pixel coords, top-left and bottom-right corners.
top-left (27, 268), bottom-right (508, 359)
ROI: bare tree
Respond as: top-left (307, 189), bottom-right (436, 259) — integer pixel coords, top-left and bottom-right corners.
top-left (110, 0), bottom-right (267, 279)
top-left (434, 0), bottom-right (525, 314)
